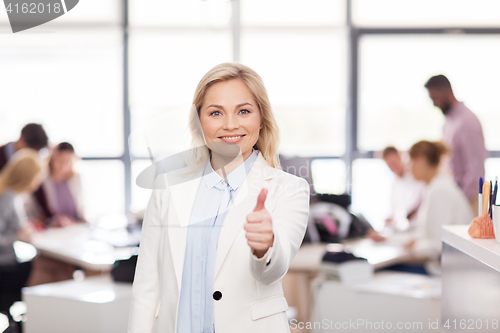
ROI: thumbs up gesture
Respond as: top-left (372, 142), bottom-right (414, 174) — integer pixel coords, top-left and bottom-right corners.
top-left (244, 188), bottom-right (274, 259)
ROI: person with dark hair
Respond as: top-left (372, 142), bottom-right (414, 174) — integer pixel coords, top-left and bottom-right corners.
top-left (424, 75), bottom-right (488, 215)
top-left (26, 142), bottom-right (86, 287)
top-left (0, 123), bottom-right (49, 171)
top-left (404, 140), bottom-right (472, 275)
top-left (32, 142), bottom-right (85, 227)
top-left (381, 146), bottom-right (424, 230)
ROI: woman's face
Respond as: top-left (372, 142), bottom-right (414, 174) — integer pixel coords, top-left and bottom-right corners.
top-left (199, 79), bottom-right (262, 161)
top-left (410, 155), bottom-right (428, 181)
top-left (50, 150), bottom-right (74, 179)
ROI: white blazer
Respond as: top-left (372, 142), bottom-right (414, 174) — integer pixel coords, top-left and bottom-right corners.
top-left (127, 150), bottom-right (310, 333)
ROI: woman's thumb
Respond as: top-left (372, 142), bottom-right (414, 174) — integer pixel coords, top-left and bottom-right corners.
top-left (253, 188), bottom-right (268, 212)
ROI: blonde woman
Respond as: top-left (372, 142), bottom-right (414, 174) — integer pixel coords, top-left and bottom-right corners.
top-left (0, 149), bottom-right (44, 320)
top-left (128, 63), bottom-right (310, 333)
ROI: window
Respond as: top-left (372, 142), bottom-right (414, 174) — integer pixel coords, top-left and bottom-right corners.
top-left (79, 160), bottom-right (125, 220)
top-left (353, 0), bottom-right (500, 27)
top-left (351, 159), bottom-right (394, 230)
top-left (359, 34), bottom-right (500, 152)
top-left (311, 159), bottom-right (346, 195)
top-left (241, 0), bottom-right (347, 157)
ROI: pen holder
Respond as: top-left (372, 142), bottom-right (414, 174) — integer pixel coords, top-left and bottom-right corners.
top-left (493, 205), bottom-right (500, 244)
top-left (468, 214), bottom-right (495, 239)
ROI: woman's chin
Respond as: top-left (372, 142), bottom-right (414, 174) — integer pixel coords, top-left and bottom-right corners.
top-left (210, 141), bottom-right (242, 157)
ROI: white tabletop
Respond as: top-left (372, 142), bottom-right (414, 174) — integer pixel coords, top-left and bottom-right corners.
top-left (22, 275), bottom-right (132, 303)
top-left (442, 225), bottom-right (500, 272)
top-left (290, 231), bottom-right (414, 273)
top-left (28, 224), bottom-right (138, 271)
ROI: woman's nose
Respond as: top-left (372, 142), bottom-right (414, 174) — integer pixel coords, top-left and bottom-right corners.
top-left (223, 114), bottom-right (239, 129)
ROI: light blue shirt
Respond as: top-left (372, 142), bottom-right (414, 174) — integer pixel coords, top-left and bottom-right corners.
top-left (176, 148), bottom-right (259, 333)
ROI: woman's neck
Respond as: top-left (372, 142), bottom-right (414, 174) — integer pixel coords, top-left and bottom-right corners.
top-left (210, 149), bottom-right (252, 178)
top-left (51, 173), bottom-right (68, 182)
top-left (423, 167), bottom-right (439, 184)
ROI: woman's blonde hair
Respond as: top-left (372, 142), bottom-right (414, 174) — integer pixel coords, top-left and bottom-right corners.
top-left (409, 140), bottom-right (448, 167)
top-left (187, 62), bottom-right (281, 173)
top-left (0, 148), bottom-right (44, 195)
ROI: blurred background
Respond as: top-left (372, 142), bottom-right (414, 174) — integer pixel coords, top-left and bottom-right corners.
top-left (1, 1), bottom-right (500, 332)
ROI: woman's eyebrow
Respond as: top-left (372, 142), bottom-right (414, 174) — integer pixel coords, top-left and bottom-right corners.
top-left (236, 102), bottom-right (252, 108)
top-left (207, 104), bottom-right (224, 109)
top-left (206, 102), bottom-right (253, 109)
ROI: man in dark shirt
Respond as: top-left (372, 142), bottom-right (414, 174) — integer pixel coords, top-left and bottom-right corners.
top-left (0, 123), bottom-right (49, 171)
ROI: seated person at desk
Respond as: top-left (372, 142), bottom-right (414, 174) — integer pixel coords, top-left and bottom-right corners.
top-left (0, 150), bottom-right (44, 324)
top-left (32, 142), bottom-right (86, 227)
top-left (382, 146), bottom-right (425, 230)
top-left (27, 142), bottom-right (86, 286)
top-left (387, 140), bottom-right (473, 276)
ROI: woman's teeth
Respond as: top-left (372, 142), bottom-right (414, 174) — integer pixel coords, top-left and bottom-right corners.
top-left (221, 136), bottom-right (242, 140)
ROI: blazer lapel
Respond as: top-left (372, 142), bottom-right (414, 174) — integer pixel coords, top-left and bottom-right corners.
top-left (213, 152), bottom-right (276, 281)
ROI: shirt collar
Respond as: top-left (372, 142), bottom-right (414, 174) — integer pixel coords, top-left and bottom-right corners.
top-left (445, 101), bottom-right (463, 118)
top-left (203, 148), bottom-right (259, 191)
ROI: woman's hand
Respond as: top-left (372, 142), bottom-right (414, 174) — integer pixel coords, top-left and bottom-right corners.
top-left (244, 188), bottom-right (274, 259)
top-left (50, 214), bottom-right (76, 228)
top-left (405, 238), bottom-right (416, 250)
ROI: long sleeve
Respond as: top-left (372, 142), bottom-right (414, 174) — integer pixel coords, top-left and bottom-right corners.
top-left (453, 127), bottom-right (488, 202)
top-left (0, 191), bottom-right (21, 265)
top-left (128, 187), bottom-right (165, 333)
top-left (249, 176), bottom-right (310, 286)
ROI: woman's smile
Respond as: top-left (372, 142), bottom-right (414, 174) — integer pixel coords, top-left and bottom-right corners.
top-left (218, 134), bottom-right (246, 143)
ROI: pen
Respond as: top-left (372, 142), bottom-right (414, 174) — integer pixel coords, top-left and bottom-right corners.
top-left (483, 181), bottom-right (490, 216)
top-left (493, 177), bottom-right (498, 207)
top-left (479, 177), bottom-right (484, 217)
top-left (490, 180), bottom-right (494, 219)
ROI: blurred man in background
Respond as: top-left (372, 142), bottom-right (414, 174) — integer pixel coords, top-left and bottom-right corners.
top-left (0, 123), bottom-right (49, 171)
top-left (382, 146), bottom-right (424, 230)
top-left (425, 75), bottom-right (488, 215)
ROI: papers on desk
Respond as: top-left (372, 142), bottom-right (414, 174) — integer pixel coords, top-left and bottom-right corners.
top-left (320, 251), bottom-right (374, 283)
top-left (352, 271), bottom-right (441, 300)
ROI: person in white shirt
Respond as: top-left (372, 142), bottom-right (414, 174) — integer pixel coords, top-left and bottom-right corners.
top-left (406, 140), bottom-right (473, 276)
top-left (382, 146), bottom-right (425, 230)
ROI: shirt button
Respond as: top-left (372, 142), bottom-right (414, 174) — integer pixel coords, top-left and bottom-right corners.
top-left (266, 259), bottom-right (271, 266)
top-left (213, 291), bottom-right (222, 301)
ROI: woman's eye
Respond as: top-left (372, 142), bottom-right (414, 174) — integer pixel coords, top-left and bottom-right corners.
top-left (210, 111), bottom-right (221, 116)
top-left (239, 109), bottom-right (250, 115)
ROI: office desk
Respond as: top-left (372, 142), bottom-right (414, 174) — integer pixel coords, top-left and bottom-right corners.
top-left (27, 224), bottom-right (139, 272)
top-left (442, 225), bottom-right (500, 332)
top-left (22, 276), bottom-right (132, 333)
top-left (284, 232), bottom-right (415, 327)
top-left (310, 271), bottom-right (440, 333)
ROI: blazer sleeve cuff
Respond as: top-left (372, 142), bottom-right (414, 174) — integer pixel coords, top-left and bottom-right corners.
top-left (250, 243), bottom-right (274, 265)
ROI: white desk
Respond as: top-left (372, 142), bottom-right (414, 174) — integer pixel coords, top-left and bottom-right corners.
top-left (28, 224), bottom-right (139, 271)
top-left (284, 232), bottom-right (415, 327)
top-left (309, 271), bottom-right (441, 333)
top-left (22, 276), bottom-right (132, 333)
top-left (442, 225), bottom-right (500, 331)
